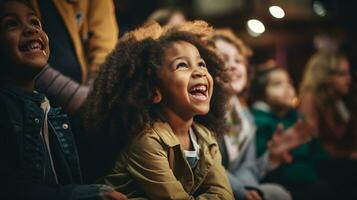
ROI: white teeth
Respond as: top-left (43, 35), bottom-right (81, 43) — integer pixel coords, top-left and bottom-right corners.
top-left (20, 40), bottom-right (43, 52)
top-left (190, 85), bottom-right (207, 93)
top-left (29, 42), bottom-right (41, 49)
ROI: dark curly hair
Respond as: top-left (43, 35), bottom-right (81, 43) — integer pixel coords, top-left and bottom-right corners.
top-left (84, 21), bottom-right (228, 150)
top-left (249, 66), bottom-right (287, 103)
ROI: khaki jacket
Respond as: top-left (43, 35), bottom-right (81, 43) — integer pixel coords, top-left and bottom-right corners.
top-left (103, 122), bottom-right (234, 200)
top-left (29, 0), bottom-right (118, 82)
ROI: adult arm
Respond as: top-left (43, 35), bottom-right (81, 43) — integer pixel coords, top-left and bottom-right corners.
top-left (34, 65), bottom-right (90, 115)
top-left (299, 92), bottom-right (320, 136)
top-left (87, 0), bottom-right (119, 77)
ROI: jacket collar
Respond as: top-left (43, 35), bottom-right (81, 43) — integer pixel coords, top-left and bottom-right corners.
top-left (0, 83), bottom-right (45, 104)
top-left (151, 121), bottom-right (217, 148)
top-left (252, 101), bottom-right (271, 112)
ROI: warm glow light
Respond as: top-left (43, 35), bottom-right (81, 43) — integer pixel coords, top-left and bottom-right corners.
top-left (269, 6), bottom-right (285, 19)
top-left (313, 1), bottom-right (326, 17)
top-left (247, 19), bottom-right (265, 37)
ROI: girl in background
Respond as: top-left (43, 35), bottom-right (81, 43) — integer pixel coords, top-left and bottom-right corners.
top-left (207, 30), bottom-right (307, 200)
top-left (299, 52), bottom-right (357, 199)
top-left (250, 66), bottom-right (332, 200)
top-left (299, 52), bottom-right (353, 156)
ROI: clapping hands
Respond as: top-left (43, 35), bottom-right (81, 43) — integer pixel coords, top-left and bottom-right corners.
top-left (268, 119), bottom-right (313, 166)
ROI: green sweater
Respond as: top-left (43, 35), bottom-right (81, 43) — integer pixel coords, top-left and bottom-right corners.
top-left (252, 103), bottom-right (328, 185)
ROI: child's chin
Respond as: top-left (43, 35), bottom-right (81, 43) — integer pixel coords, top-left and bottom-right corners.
top-left (25, 61), bottom-right (47, 71)
top-left (282, 103), bottom-right (294, 110)
top-left (195, 108), bottom-right (210, 116)
top-left (17, 64), bottom-right (46, 78)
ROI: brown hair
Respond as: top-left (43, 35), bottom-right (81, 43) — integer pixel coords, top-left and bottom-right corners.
top-left (147, 8), bottom-right (185, 26)
top-left (300, 52), bottom-right (347, 105)
top-left (84, 21), bottom-right (228, 150)
top-left (206, 29), bottom-right (253, 98)
top-left (206, 29), bottom-right (252, 64)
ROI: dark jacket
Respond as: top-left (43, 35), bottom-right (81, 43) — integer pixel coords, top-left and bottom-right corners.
top-left (0, 85), bottom-right (107, 200)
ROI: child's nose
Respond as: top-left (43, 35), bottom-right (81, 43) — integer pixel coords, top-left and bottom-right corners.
top-left (192, 68), bottom-right (206, 78)
top-left (23, 25), bottom-right (39, 36)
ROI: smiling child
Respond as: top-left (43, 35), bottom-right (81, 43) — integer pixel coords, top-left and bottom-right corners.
top-left (84, 21), bottom-right (234, 199)
top-left (0, 1), bottom-right (126, 199)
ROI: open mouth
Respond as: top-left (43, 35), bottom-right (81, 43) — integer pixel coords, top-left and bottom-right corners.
top-left (19, 39), bottom-right (45, 53)
top-left (233, 72), bottom-right (243, 80)
top-left (189, 84), bottom-right (209, 101)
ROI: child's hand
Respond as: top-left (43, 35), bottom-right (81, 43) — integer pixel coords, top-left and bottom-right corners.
top-left (245, 190), bottom-right (263, 200)
top-left (103, 191), bottom-right (128, 200)
top-left (268, 120), bottom-right (312, 166)
top-left (281, 119), bottom-right (313, 150)
top-left (268, 123), bottom-right (292, 166)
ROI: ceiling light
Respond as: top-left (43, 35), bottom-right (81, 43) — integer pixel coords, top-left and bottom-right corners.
top-left (313, 1), bottom-right (326, 17)
top-left (247, 19), bottom-right (265, 37)
top-left (269, 6), bottom-right (285, 19)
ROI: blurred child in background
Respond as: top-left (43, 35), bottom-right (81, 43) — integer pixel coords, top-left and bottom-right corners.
top-left (250, 66), bottom-right (333, 200)
top-left (207, 29), bottom-right (314, 200)
top-left (300, 52), bottom-right (357, 199)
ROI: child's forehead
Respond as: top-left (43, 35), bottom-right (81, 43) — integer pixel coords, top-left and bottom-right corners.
top-left (0, 1), bottom-right (36, 18)
top-left (165, 41), bottom-right (200, 54)
top-left (267, 69), bottom-right (290, 81)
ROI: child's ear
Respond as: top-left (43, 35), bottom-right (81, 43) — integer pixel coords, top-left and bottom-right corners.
top-left (152, 88), bottom-right (162, 104)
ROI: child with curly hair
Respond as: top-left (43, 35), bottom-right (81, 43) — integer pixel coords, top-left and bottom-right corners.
top-left (84, 21), bottom-right (234, 199)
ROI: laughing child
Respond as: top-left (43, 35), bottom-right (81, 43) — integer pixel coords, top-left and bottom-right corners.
top-left (207, 30), bottom-right (295, 200)
top-left (0, 1), bottom-right (126, 199)
top-left (84, 21), bottom-right (234, 199)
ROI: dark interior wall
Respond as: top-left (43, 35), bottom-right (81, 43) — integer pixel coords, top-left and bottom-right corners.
top-left (113, 0), bottom-right (356, 87)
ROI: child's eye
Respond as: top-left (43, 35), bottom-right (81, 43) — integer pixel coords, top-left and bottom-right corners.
top-left (3, 19), bottom-right (19, 30)
top-left (220, 54), bottom-right (228, 61)
top-left (30, 18), bottom-right (42, 28)
top-left (198, 61), bottom-right (206, 68)
top-left (176, 62), bottom-right (188, 69)
top-left (234, 58), bottom-right (242, 64)
top-left (271, 80), bottom-right (283, 87)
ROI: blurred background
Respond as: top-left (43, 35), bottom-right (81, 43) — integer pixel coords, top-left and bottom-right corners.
top-left (114, 0), bottom-right (356, 86)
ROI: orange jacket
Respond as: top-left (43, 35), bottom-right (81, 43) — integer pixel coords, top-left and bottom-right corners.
top-left (30, 0), bottom-right (119, 83)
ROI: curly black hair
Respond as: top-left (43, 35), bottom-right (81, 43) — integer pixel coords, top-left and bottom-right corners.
top-left (84, 21), bottom-right (228, 150)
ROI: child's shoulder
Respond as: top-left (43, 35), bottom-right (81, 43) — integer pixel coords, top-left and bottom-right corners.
top-left (192, 122), bottom-right (218, 145)
top-left (251, 108), bottom-right (275, 123)
top-left (134, 121), bottom-right (178, 148)
top-left (0, 86), bottom-right (24, 115)
top-left (128, 121), bottom-right (218, 153)
top-left (124, 121), bottom-right (172, 159)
